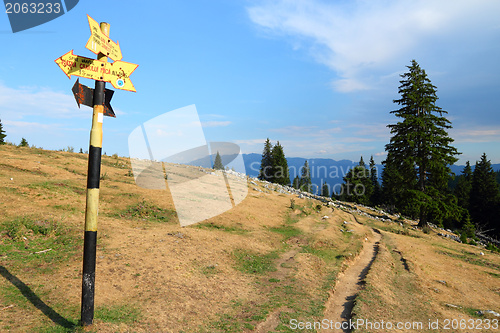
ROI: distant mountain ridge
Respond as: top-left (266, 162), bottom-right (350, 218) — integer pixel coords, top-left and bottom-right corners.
top-left (242, 153), bottom-right (500, 195)
top-left (188, 152), bottom-right (499, 195)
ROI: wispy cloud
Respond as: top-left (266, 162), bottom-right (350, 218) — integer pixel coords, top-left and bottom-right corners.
top-left (0, 83), bottom-right (84, 120)
top-left (451, 127), bottom-right (500, 143)
top-left (247, 0), bottom-right (500, 92)
top-left (234, 138), bottom-right (267, 145)
top-left (201, 120), bottom-right (232, 127)
top-left (271, 125), bottom-right (342, 137)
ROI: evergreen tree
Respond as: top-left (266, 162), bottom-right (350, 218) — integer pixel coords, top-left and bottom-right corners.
top-left (19, 137), bottom-right (28, 147)
top-left (321, 181), bottom-right (330, 197)
top-left (271, 141), bottom-right (290, 185)
top-left (213, 151), bottom-right (224, 170)
top-left (369, 156), bottom-right (381, 206)
top-left (469, 153), bottom-right (500, 237)
top-left (359, 156), bottom-right (365, 168)
top-left (292, 175), bottom-right (300, 189)
top-left (341, 157), bottom-right (373, 205)
top-left (384, 60), bottom-right (460, 227)
top-left (258, 138), bottom-right (273, 182)
top-left (454, 161), bottom-right (472, 210)
top-left (0, 119), bottom-right (6, 145)
top-left (299, 160), bottom-right (312, 193)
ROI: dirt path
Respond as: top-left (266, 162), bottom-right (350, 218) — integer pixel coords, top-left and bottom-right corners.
top-left (322, 228), bottom-right (382, 333)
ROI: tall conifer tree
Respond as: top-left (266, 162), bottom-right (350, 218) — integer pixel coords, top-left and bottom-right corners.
top-left (213, 151), bottom-right (224, 170)
top-left (454, 161), bottom-right (472, 210)
top-left (384, 60), bottom-right (459, 227)
top-left (0, 119), bottom-right (6, 145)
top-left (271, 141), bottom-right (290, 185)
top-left (369, 156), bottom-right (381, 206)
top-left (259, 138), bottom-right (273, 182)
top-left (321, 181), bottom-right (330, 197)
top-left (299, 160), bottom-right (312, 193)
top-left (470, 153), bottom-right (500, 236)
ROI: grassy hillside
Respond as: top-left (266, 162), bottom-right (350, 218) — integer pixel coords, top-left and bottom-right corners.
top-left (0, 144), bottom-right (499, 332)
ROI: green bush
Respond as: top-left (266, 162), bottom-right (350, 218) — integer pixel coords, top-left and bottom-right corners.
top-left (486, 243), bottom-right (500, 253)
top-left (460, 233), bottom-right (468, 243)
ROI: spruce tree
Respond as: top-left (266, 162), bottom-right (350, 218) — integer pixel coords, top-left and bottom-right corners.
top-left (299, 160), bottom-right (312, 193)
top-left (384, 60), bottom-right (459, 227)
top-left (454, 161), bottom-right (472, 210)
top-left (0, 119), bottom-right (6, 145)
top-left (271, 141), bottom-right (290, 185)
top-left (369, 156), bottom-right (381, 206)
top-left (321, 181), bottom-right (330, 197)
top-left (213, 151), bottom-right (224, 170)
top-left (258, 138), bottom-right (273, 182)
top-left (469, 153), bottom-right (500, 237)
top-left (292, 176), bottom-right (300, 189)
top-left (341, 157), bottom-right (372, 205)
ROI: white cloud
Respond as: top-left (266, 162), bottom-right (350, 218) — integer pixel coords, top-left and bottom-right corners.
top-left (247, 0), bottom-right (500, 92)
top-left (3, 120), bottom-right (62, 131)
top-left (271, 125), bottom-right (342, 137)
top-left (201, 121), bottom-right (232, 127)
top-left (234, 139), bottom-right (267, 145)
top-left (451, 127), bottom-right (500, 143)
top-left (0, 83), bottom-right (84, 120)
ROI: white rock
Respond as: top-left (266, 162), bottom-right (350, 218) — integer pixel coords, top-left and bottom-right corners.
top-left (480, 252), bottom-right (485, 255)
top-left (484, 310), bottom-right (500, 317)
top-left (10, 178), bottom-right (13, 181)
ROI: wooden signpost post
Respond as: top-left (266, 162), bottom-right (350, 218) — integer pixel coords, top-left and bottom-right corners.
top-left (55, 15), bottom-right (137, 326)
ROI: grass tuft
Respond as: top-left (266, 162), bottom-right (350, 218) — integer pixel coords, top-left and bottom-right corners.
top-left (233, 249), bottom-right (278, 274)
top-left (117, 200), bottom-right (176, 223)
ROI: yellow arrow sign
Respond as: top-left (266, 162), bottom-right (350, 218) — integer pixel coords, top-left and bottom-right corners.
top-left (85, 15), bottom-right (123, 61)
top-left (55, 50), bottom-right (138, 92)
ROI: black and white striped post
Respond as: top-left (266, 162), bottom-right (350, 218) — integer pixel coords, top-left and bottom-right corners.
top-left (80, 21), bottom-right (109, 327)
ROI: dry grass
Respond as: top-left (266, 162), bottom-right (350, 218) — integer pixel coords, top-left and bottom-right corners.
top-left (1, 145), bottom-right (499, 332)
top-left (0, 145), bottom-right (360, 332)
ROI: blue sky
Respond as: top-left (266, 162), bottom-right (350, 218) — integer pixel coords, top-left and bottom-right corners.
top-left (1, 0), bottom-right (499, 165)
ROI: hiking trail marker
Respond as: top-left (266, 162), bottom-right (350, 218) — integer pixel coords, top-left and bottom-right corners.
top-left (85, 15), bottom-right (122, 61)
top-left (55, 15), bottom-right (137, 326)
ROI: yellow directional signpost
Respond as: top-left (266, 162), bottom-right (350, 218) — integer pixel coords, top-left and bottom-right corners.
top-left (55, 15), bottom-right (137, 327)
top-left (85, 15), bottom-right (122, 61)
top-left (55, 50), bottom-right (138, 92)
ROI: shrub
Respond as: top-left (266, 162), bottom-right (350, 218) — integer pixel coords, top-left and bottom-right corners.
top-left (460, 233), bottom-right (468, 243)
top-left (19, 138), bottom-right (29, 147)
top-left (486, 243), bottom-right (500, 253)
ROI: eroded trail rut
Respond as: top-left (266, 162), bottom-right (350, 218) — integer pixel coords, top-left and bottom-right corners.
top-left (322, 228), bottom-right (382, 333)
